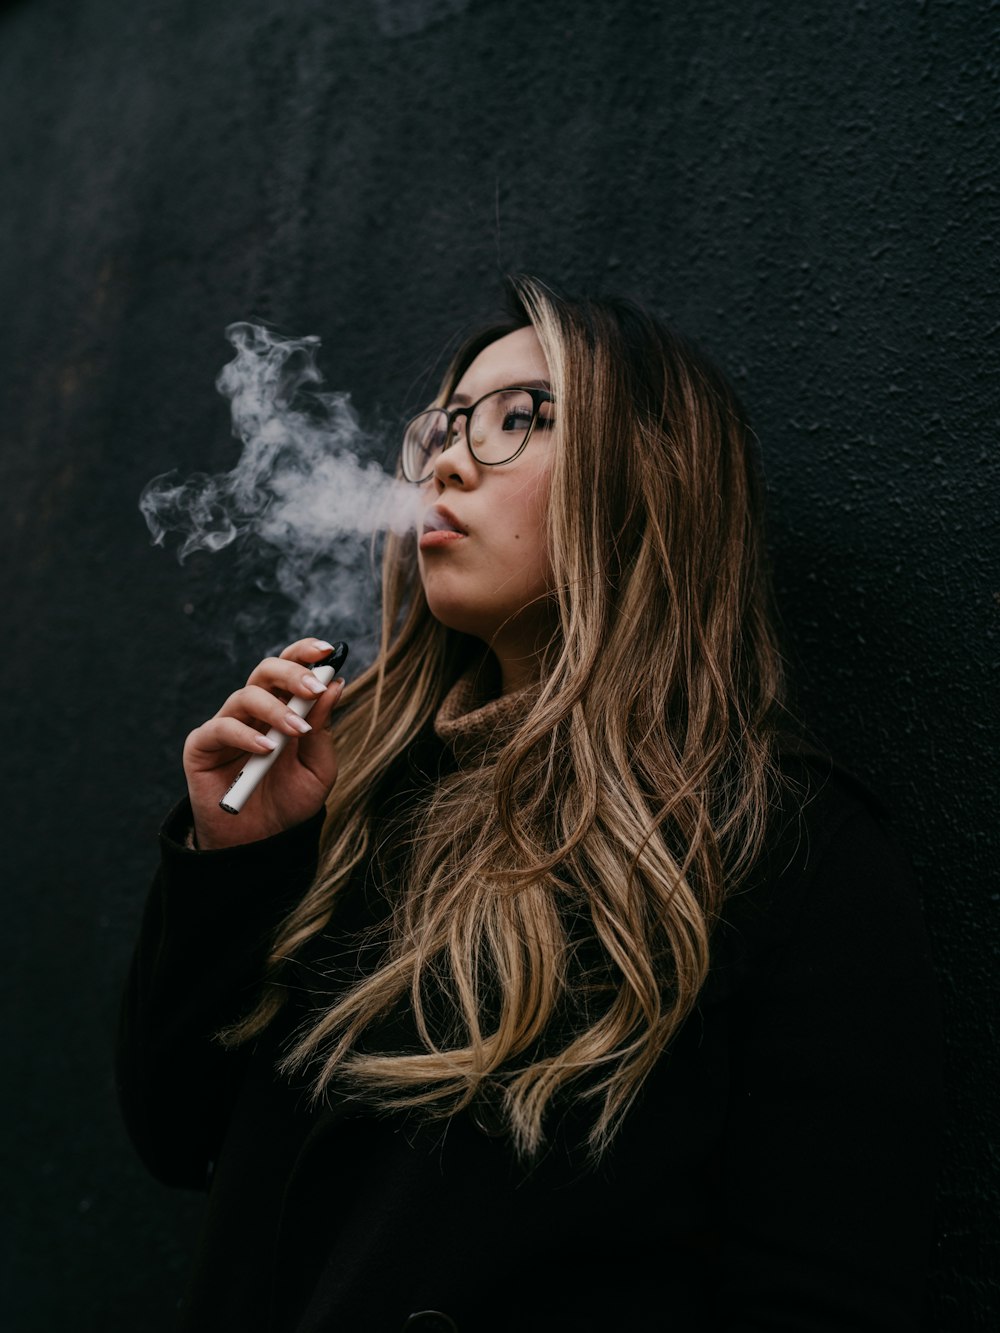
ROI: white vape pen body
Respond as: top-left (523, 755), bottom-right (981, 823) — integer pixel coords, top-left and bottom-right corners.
top-left (219, 643), bottom-right (347, 815)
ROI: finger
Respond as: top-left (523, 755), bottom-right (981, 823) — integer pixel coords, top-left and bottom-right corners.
top-left (185, 715), bottom-right (282, 762)
top-left (297, 675), bottom-right (346, 734)
top-left (217, 684), bottom-right (318, 737)
top-left (278, 637), bottom-right (338, 665)
top-left (246, 655), bottom-right (334, 703)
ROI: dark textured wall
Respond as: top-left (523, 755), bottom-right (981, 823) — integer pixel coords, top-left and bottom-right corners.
top-left (1, 0), bottom-right (996, 1327)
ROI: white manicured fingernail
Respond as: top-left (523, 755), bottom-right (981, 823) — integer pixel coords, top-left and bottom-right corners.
top-left (303, 674), bottom-right (326, 694)
top-left (312, 639), bottom-right (334, 651)
top-left (256, 734), bottom-right (278, 751)
top-left (287, 714), bottom-right (312, 733)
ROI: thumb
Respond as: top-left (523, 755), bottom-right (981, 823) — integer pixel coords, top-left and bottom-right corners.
top-left (295, 678), bottom-right (345, 782)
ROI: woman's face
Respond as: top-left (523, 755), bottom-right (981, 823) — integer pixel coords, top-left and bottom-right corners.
top-left (417, 326), bottom-right (556, 682)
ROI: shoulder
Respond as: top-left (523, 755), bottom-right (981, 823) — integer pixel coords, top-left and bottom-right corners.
top-left (764, 745), bottom-right (911, 894)
top-left (769, 748), bottom-right (900, 882)
top-left (707, 748), bottom-right (934, 1000)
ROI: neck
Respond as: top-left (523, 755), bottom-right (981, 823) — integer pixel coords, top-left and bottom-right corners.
top-left (496, 652), bottom-right (542, 696)
top-left (472, 605), bottom-right (552, 693)
top-left (488, 623), bottom-right (552, 696)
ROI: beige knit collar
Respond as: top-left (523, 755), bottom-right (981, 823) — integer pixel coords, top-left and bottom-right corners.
top-left (433, 656), bottom-right (537, 766)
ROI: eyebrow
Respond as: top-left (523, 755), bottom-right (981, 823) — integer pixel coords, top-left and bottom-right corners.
top-left (447, 378), bottom-right (552, 407)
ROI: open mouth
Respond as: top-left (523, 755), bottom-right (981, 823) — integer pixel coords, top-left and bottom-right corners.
top-left (422, 507), bottom-right (467, 536)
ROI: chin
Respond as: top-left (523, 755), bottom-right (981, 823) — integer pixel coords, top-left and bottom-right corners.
top-left (419, 572), bottom-right (480, 635)
top-left (424, 600), bottom-right (489, 640)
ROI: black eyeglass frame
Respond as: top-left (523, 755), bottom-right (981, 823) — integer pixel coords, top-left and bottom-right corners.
top-left (400, 385), bottom-right (555, 484)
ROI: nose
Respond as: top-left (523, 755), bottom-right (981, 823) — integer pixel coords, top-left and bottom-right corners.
top-left (432, 411), bottom-right (476, 485)
top-left (448, 408), bottom-right (471, 447)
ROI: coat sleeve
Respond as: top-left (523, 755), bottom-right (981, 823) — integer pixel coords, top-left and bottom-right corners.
top-left (716, 802), bottom-right (945, 1333)
top-left (115, 798), bottom-right (325, 1191)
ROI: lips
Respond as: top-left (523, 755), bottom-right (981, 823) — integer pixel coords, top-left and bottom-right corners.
top-left (422, 506), bottom-right (467, 536)
top-left (419, 505), bottom-right (468, 551)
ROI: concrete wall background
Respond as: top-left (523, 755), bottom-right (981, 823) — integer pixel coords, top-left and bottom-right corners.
top-left (1, 0), bottom-right (996, 1327)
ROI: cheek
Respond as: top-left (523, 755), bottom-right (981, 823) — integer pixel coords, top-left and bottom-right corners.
top-left (507, 472), bottom-right (552, 577)
top-left (511, 462), bottom-right (551, 527)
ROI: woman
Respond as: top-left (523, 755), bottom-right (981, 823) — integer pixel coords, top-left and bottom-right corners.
top-left (117, 276), bottom-right (943, 1332)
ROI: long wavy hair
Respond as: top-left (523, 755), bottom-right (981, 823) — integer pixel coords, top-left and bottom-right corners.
top-left (223, 274), bottom-right (789, 1159)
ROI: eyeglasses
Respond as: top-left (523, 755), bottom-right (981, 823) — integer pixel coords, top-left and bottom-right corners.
top-left (400, 385), bottom-right (555, 484)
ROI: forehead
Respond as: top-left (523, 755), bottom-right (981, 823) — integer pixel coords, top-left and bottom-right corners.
top-left (450, 326), bottom-right (549, 404)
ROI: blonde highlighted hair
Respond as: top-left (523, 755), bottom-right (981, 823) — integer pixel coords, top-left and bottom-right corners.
top-left (224, 275), bottom-right (788, 1158)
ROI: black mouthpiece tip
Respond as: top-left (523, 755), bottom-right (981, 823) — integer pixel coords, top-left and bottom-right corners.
top-left (312, 641), bottom-right (349, 670)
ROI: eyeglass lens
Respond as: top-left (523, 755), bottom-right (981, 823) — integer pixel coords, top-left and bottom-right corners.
top-left (403, 388), bottom-right (551, 481)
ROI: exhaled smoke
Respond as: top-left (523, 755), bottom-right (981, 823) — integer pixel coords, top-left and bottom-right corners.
top-left (139, 321), bottom-right (422, 663)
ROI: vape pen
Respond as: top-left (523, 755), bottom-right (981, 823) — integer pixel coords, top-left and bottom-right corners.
top-left (219, 641), bottom-right (349, 815)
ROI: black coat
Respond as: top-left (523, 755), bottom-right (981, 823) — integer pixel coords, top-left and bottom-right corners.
top-left (116, 749), bottom-right (943, 1333)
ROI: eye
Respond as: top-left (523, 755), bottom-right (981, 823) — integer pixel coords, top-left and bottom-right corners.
top-left (501, 407), bottom-right (535, 432)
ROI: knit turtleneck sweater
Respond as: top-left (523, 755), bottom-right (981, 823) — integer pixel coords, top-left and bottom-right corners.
top-left (432, 657), bottom-right (538, 767)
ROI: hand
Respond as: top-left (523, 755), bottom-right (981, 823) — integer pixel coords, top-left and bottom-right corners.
top-left (183, 637), bottom-right (346, 850)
